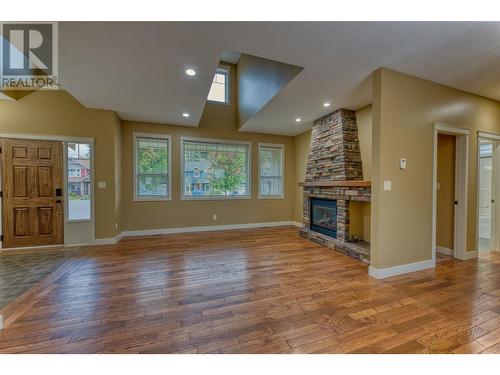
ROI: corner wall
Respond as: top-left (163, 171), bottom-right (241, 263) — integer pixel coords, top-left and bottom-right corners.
top-left (292, 130), bottom-right (311, 223)
top-left (371, 68), bottom-right (500, 270)
top-left (0, 90), bottom-right (122, 239)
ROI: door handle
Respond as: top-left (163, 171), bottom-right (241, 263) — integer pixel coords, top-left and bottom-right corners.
top-left (454, 200), bottom-right (458, 205)
top-left (56, 200), bottom-right (62, 203)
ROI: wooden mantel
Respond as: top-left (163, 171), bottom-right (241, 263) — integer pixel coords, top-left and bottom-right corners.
top-left (298, 180), bottom-right (371, 188)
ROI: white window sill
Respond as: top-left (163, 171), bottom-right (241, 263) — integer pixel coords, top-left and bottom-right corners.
top-left (258, 195), bottom-right (285, 200)
top-left (181, 195), bottom-right (251, 201)
top-left (133, 197), bottom-right (171, 202)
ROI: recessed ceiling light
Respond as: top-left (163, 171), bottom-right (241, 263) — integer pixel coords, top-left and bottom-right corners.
top-left (323, 102), bottom-right (331, 107)
top-left (182, 113), bottom-right (190, 118)
top-left (295, 118), bottom-right (302, 122)
top-left (185, 69), bottom-right (196, 76)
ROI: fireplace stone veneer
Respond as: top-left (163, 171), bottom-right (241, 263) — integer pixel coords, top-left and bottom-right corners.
top-left (299, 108), bottom-right (371, 264)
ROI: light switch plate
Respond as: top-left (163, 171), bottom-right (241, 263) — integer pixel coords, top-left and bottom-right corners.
top-left (384, 180), bottom-right (392, 191)
top-left (98, 181), bottom-right (106, 189)
top-left (399, 158), bottom-right (407, 170)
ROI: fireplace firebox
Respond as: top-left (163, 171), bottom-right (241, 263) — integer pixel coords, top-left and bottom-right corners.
top-left (310, 198), bottom-right (337, 238)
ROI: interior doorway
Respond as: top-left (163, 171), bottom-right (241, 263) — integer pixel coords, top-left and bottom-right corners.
top-left (477, 132), bottom-right (500, 253)
top-left (436, 134), bottom-right (456, 258)
top-left (432, 123), bottom-right (470, 261)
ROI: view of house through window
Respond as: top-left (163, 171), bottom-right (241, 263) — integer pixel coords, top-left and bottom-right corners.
top-left (182, 139), bottom-right (249, 198)
top-left (207, 67), bottom-right (229, 103)
top-left (135, 135), bottom-right (170, 200)
top-left (259, 144), bottom-right (284, 197)
top-left (67, 142), bottom-right (91, 221)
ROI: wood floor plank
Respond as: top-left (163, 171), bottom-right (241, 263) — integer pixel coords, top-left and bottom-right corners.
top-left (0, 226), bottom-right (499, 353)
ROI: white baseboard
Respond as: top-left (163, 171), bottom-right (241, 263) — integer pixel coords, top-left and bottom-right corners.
top-left (65, 243), bottom-right (103, 248)
top-left (120, 221), bottom-right (298, 239)
top-left (291, 221), bottom-right (303, 228)
top-left (463, 250), bottom-right (478, 260)
top-left (91, 237), bottom-right (119, 246)
top-left (76, 232), bottom-right (124, 246)
top-left (437, 246), bottom-right (453, 256)
top-left (369, 258), bottom-right (435, 279)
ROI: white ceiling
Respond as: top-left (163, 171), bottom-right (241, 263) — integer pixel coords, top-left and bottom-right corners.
top-left (58, 22), bottom-right (500, 135)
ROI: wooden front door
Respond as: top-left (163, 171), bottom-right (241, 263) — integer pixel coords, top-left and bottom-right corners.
top-left (1, 139), bottom-right (64, 248)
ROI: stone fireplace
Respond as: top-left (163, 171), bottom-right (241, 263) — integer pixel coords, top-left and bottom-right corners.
top-left (299, 108), bottom-right (371, 263)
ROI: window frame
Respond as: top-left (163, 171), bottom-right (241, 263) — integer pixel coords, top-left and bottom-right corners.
top-left (207, 67), bottom-right (230, 105)
top-left (258, 143), bottom-right (285, 199)
top-left (65, 141), bottom-right (93, 224)
top-left (133, 132), bottom-right (172, 202)
top-left (180, 136), bottom-right (251, 201)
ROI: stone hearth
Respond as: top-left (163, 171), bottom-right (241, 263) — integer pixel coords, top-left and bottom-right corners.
top-left (299, 108), bottom-right (371, 263)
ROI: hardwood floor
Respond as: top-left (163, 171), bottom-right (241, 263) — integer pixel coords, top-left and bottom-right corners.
top-left (0, 226), bottom-right (499, 354)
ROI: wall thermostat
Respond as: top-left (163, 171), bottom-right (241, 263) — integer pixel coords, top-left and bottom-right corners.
top-left (399, 158), bottom-right (407, 170)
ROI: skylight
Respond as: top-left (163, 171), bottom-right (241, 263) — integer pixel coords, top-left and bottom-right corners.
top-left (207, 67), bottom-right (229, 103)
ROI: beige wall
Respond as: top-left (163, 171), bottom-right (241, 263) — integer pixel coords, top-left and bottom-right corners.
top-left (120, 63), bottom-right (296, 231)
top-left (356, 105), bottom-right (373, 181)
top-left (114, 112), bottom-right (123, 233)
top-left (0, 90), bottom-right (122, 239)
top-left (436, 134), bottom-right (455, 250)
top-left (292, 129), bottom-right (311, 222)
top-left (349, 201), bottom-right (371, 242)
top-left (371, 68), bottom-right (500, 269)
top-left (121, 125), bottom-right (294, 230)
top-left (353, 106), bottom-right (372, 242)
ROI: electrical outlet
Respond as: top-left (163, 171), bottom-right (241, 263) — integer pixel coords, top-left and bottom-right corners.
top-left (213, 214), bottom-right (217, 221)
top-left (98, 181), bottom-right (106, 189)
top-left (384, 180), bottom-right (392, 191)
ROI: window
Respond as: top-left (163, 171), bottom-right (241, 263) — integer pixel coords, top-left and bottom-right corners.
top-left (69, 168), bottom-right (81, 177)
top-left (67, 142), bottom-right (91, 221)
top-left (259, 143), bottom-right (284, 198)
top-left (134, 133), bottom-right (171, 201)
top-left (182, 137), bottom-right (250, 199)
top-left (207, 67), bottom-right (229, 103)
